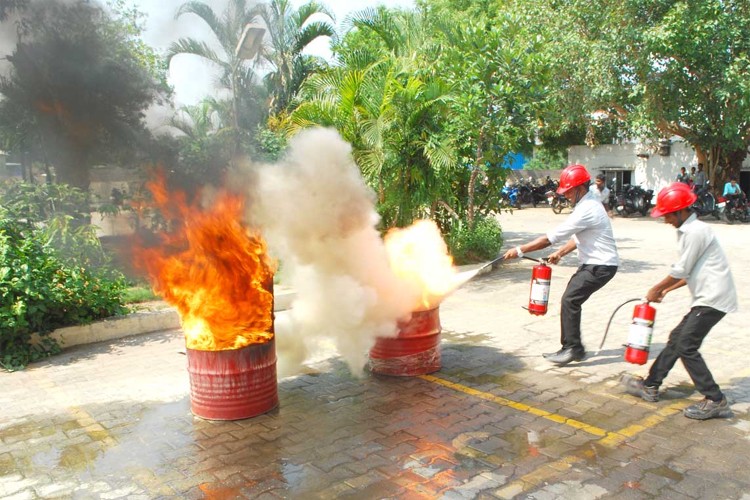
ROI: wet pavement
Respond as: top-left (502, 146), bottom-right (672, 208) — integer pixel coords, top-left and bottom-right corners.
top-left (2, 208), bottom-right (750, 499)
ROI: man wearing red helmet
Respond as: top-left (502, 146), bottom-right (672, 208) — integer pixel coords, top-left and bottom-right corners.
top-left (503, 164), bottom-right (619, 366)
top-left (625, 182), bottom-right (736, 420)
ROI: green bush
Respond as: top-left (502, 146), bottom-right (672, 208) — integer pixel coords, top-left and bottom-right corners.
top-left (0, 215), bottom-right (128, 371)
top-left (447, 215), bottom-right (503, 265)
top-left (122, 283), bottom-right (158, 304)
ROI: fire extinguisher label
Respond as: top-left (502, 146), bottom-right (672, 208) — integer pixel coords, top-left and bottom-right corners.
top-left (627, 319), bottom-right (653, 348)
top-left (530, 279), bottom-right (550, 304)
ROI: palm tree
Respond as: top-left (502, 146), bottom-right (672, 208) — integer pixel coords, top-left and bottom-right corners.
top-left (167, 98), bottom-right (237, 184)
top-left (168, 100), bottom-right (223, 140)
top-left (254, 0), bottom-right (335, 114)
top-left (288, 11), bottom-right (456, 228)
top-left (167, 0), bottom-right (265, 145)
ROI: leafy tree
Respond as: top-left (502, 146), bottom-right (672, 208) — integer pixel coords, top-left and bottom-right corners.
top-left (107, 0), bottom-right (172, 94)
top-left (432, 12), bottom-right (552, 226)
top-left (0, 0), bottom-right (168, 189)
top-left (519, 0), bottom-right (750, 187)
top-left (167, 0), bottom-right (267, 151)
top-left (289, 8), bottom-right (456, 228)
top-left (0, 0), bottom-right (27, 21)
top-left (167, 99), bottom-right (235, 184)
top-left (254, 0), bottom-right (335, 114)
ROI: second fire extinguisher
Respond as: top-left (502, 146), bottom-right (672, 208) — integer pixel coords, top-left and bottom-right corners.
top-left (528, 259), bottom-right (552, 316)
top-left (624, 301), bottom-right (657, 365)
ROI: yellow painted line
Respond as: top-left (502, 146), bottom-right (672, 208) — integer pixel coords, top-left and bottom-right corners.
top-left (420, 374), bottom-right (608, 437)
top-left (419, 373), bottom-right (691, 498)
top-left (495, 400), bottom-right (689, 497)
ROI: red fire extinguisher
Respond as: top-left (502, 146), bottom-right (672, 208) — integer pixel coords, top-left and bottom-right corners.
top-left (624, 301), bottom-right (657, 365)
top-left (528, 260), bottom-right (552, 316)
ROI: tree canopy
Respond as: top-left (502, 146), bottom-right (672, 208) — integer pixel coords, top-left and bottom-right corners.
top-left (0, 0), bottom-right (168, 189)
top-left (516, 0), bottom-right (750, 185)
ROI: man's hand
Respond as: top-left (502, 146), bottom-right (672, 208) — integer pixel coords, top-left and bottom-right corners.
top-left (502, 247), bottom-right (520, 260)
top-left (645, 288), bottom-right (664, 303)
top-left (547, 252), bottom-right (562, 265)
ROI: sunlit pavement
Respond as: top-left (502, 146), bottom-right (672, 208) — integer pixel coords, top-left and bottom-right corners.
top-left (2, 208), bottom-right (750, 499)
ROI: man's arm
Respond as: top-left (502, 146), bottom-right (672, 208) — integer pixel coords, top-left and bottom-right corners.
top-left (502, 235), bottom-right (551, 260)
top-left (547, 238), bottom-right (577, 264)
top-left (646, 276), bottom-right (686, 302)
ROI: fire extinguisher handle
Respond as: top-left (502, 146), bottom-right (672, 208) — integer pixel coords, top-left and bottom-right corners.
top-left (522, 255), bottom-right (550, 264)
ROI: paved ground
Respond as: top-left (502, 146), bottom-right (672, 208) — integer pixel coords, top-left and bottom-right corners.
top-left (2, 207), bottom-right (750, 499)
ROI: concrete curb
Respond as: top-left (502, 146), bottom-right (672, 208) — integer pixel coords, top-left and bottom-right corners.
top-left (48, 288), bottom-right (297, 350)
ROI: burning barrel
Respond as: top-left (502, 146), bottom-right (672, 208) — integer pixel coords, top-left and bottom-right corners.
top-left (133, 176), bottom-right (279, 420)
top-left (369, 307), bottom-right (442, 376)
top-left (186, 337), bottom-right (278, 420)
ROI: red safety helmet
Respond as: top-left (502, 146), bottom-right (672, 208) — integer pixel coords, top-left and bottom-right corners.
top-left (650, 182), bottom-right (697, 217)
top-left (557, 164), bottom-right (591, 194)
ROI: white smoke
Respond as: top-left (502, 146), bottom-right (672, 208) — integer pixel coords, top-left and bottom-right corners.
top-left (242, 128), bottom-right (420, 377)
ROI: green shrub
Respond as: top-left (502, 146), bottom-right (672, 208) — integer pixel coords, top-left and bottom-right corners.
top-left (123, 284), bottom-right (158, 304)
top-left (0, 216), bottom-right (128, 371)
top-left (447, 215), bottom-right (503, 265)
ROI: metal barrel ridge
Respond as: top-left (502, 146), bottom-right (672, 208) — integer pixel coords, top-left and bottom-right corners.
top-left (186, 337), bottom-right (279, 420)
top-left (369, 307), bottom-right (442, 376)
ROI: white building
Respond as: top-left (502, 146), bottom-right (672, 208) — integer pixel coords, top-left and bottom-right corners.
top-left (568, 140), bottom-right (750, 194)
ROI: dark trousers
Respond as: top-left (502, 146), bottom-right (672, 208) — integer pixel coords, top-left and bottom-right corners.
top-left (645, 306), bottom-right (725, 401)
top-left (560, 264), bottom-right (617, 351)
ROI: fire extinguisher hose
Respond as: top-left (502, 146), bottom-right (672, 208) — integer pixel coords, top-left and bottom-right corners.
top-left (596, 298), bottom-right (642, 355)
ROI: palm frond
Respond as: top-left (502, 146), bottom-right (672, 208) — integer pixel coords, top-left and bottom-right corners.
top-left (166, 38), bottom-right (227, 71)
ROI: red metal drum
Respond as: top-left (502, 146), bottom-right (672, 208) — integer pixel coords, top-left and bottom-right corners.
top-left (369, 307), bottom-right (441, 376)
top-left (186, 337), bottom-right (278, 420)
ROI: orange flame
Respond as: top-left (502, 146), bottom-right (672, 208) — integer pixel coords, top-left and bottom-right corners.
top-left (135, 174), bottom-right (274, 351)
top-left (384, 220), bottom-right (458, 310)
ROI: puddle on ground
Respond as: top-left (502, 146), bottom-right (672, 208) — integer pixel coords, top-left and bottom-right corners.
top-left (647, 464), bottom-right (684, 481)
top-left (2, 398), bottom-right (193, 479)
top-left (452, 428), bottom-right (554, 466)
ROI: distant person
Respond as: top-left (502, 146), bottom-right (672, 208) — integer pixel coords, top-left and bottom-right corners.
top-left (502, 164), bottom-right (619, 366)
top-left (589, 174), bottom-right (610, 205)
top-left (676, 167), bottom-right (690, 184)
top-left (692, 163), bottom-right (707, 191)
top-left (722, 177), bottom-right (743, 200)
top-left (624, 182), bottom-right (736, 420)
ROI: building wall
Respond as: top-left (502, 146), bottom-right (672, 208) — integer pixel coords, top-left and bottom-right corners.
top-left (568, 141), bottom-right (696, 192)
top-left (568, 141), bottom-right (750, 194)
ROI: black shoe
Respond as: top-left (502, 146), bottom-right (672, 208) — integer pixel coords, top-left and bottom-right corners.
top-left (542, 348), bottom-right (586, 359)
top-left (544, 348), bottom-right (586, 366)
top-left (684, 396), bottom-right (732, 420)
top-left (543, 349), bottom-right (565, 359)
top-left (620, 374), bottom-right (659, 402)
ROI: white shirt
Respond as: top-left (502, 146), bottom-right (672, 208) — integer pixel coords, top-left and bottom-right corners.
top-left (589, 184), bottom-right (610, 203)
top-left (546, 191), bottom-right (619, 266)
top-left (671, 213), bottom-right (737, 313)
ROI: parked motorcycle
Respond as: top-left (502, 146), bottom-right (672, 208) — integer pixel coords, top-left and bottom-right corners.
top-left (532, 177), bottom-right (558, 207)
top-left (613, 184), bottom-right (654, 216)
top-left (516, 180), bottom-right (535, 207)
top-left (547, 191), bottom-right (571, 214)
top-left (499, 183), bottom-right (520, 209)
top-left (722, 195), bottom-right (749, 223)
top-left (691, 184), bottom-right (721, 220)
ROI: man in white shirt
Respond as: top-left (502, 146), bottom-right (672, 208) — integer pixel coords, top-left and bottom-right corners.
top-left (589, 174), bottom-right (610, 206)
top-left (626, 182), bottom-right (736, 420)
top-left (503, 164), bottom-right (619, 366)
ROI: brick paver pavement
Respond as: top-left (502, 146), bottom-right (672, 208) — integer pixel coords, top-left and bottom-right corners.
top-left (2, 208), bottom-right (749, 499)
